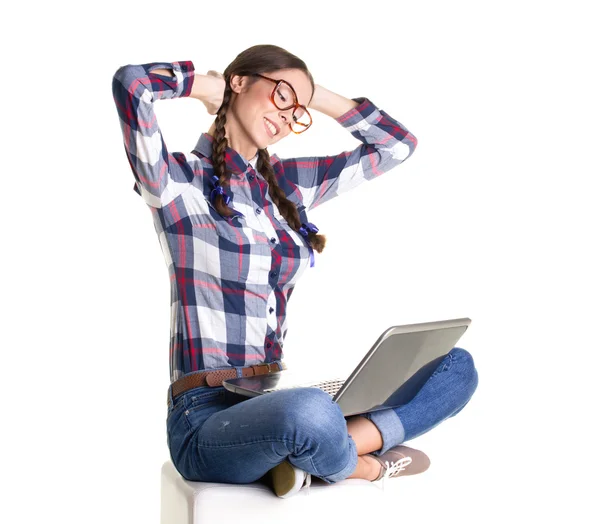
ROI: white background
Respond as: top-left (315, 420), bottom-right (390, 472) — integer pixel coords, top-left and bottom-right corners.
top-left (2, 1), bottom-right (599, 522)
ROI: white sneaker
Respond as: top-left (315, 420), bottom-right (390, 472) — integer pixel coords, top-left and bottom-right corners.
top-left (266, 460), bottom-right (311, 498)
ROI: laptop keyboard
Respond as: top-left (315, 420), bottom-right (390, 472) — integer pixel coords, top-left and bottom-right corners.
top-left (265, 378), bottom-right (346, 397)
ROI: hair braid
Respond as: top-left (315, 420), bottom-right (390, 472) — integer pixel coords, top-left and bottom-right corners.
top-left (257, 149), bottom-right (326, 253)
top-left (211, 83), bottom-right (235, 217)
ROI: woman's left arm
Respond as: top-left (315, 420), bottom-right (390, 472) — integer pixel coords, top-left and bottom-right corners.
top-left (272, 85), bottom-right (418, 211)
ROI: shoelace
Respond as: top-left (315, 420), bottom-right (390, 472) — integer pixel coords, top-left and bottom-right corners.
top-left (380, 456), bottom-right (412, 492)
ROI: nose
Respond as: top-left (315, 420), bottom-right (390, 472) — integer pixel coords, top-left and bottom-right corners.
top-left (278, 107), bottom-right (294, 125)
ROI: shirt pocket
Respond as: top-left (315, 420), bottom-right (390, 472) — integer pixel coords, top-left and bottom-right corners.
top-left (201, 197), bottom-right (273, 285)
top-left (202, 196), bottom-right (246, 242)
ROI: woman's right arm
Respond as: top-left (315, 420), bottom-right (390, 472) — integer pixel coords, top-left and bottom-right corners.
top-left (112, 61), bottom-right (198, 207)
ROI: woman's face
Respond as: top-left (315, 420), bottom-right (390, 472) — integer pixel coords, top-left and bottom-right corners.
top-left (227, 68), bottom-right (313, 152)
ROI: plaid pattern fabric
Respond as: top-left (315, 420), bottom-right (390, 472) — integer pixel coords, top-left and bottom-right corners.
top-left (112, 60), bottom-right (418, 383)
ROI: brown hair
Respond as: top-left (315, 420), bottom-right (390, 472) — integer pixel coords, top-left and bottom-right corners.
top-left (210, 44), bottom-right (326, 254)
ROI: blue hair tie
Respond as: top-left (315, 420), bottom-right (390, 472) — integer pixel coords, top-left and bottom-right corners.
top-left (298, 223), bottom-right (319, 268)
top-left (298, 222), bottom-right (319, 237)
top-left (210, 185), bottom-right (231, 206)
top-left (210, 175), bottom-right (231, 206)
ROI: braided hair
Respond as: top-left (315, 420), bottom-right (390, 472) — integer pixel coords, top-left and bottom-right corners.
top-left (209, 44), bottom-right (326, 254)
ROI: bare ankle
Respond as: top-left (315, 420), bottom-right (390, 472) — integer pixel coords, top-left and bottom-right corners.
top-left (362, 455), bottom-right (382, 481)
top-left (347, 455), bottom-right (381, 481)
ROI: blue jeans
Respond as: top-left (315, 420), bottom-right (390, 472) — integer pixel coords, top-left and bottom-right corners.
top-left (166, 347), bottom-right (478, 484)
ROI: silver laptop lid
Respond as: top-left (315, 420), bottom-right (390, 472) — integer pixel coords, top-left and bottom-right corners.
top-left (335, 318), bottom-right (471, 416)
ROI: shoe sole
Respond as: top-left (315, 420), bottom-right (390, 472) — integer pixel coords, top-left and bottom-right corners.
top-left (268, 461), bottom-right (304, 498)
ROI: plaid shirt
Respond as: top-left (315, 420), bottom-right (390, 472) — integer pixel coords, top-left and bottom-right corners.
top-left (112, 60), bottom-right (418, 383)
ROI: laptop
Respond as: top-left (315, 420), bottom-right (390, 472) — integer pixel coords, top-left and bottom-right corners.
top-left (223, 318), bottom-right (471, 416)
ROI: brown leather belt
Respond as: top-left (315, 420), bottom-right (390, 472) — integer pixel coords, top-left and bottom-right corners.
top-left (168, 362), bottom-right (285, 405)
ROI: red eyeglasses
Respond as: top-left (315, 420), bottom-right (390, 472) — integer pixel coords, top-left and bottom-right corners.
top-left (253, 73), bottom-right (312, 134)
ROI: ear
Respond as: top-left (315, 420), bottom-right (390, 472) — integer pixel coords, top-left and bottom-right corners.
top-left (229, 74), bottom-right (248, 94)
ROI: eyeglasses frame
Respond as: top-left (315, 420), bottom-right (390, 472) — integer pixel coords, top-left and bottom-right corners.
top-left (252, 73), bottom-right (312, 134)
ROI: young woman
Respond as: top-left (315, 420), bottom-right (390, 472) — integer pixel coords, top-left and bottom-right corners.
top-left (112, 44), bottom-right (478, 498)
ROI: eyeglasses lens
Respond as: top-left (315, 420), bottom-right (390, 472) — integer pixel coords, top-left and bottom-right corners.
top-left (273, 83), bottom-right (311, 132)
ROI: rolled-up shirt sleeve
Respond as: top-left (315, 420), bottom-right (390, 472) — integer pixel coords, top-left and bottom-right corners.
top-left (272, 97), bottom-right (418, 211)
top-left (112, 60), bottom-right (196, 207)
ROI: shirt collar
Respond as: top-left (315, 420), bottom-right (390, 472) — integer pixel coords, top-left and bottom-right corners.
top-left (193, 133), bottom-right (258, 177)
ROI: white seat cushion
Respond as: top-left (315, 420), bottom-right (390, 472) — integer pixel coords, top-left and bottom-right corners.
top-left (161, 460), bottom-right (385, 524)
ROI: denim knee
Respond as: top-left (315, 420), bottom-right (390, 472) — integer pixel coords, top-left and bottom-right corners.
top-left (448, 347), bottom-right (479, 412)
top-left (277, 387), bottom-right (348, 446)
top-left (450, 347), bottom-right (478, 382)
top-left (450, 347), bottom-right (474, 363)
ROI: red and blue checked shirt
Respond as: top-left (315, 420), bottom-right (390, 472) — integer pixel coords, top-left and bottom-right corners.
top-left (112, 60), bottom-right (418, 384)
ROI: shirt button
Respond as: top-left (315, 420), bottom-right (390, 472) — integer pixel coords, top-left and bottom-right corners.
top-left (270, 237), bottom-right (277, 243)
top-left (248, 174), bottom-right (255, 181)
top-left (269, 307), bottom-right (274, 314)
top-left (256, 208), bottom-right (262, 214)
top-left (266, 342), bottom-right (272, 348)
top-left (270, 270), bottom-right (278, 278)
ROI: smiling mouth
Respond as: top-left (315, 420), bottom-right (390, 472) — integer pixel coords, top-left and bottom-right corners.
top-left (264, 117), bottom-right (279, 137)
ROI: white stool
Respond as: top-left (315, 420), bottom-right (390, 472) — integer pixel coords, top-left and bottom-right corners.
top-left (160, 460), bottom-right (386, 524)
